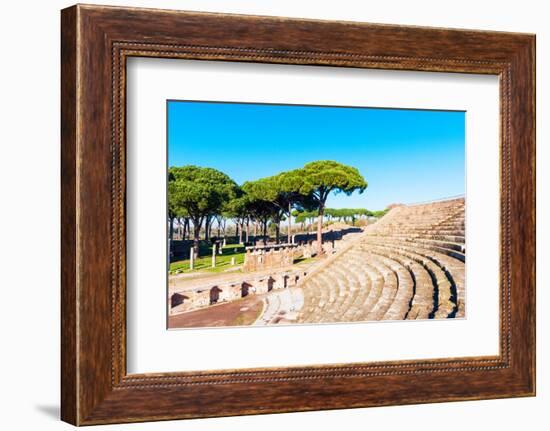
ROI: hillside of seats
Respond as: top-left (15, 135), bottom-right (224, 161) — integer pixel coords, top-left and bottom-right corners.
top-left (295, 198), bottom-right (465, 323)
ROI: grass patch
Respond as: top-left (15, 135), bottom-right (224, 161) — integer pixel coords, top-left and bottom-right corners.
top-left (170, 244), bottom-right (246, 274)
top-left (293, 256), bottom-right (316, 265)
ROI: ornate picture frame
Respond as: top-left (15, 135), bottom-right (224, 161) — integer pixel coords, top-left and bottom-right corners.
top-left (61, 4), bottom-right (535, 425)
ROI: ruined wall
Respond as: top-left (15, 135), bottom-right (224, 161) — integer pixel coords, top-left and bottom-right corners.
top-left (242, 243), bottom-right (307, 272)
top-left (169, 268), bottom-right (308, 315)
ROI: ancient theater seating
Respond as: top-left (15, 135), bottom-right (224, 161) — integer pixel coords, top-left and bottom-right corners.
top-left (295, 197), bottom-right (465, 323)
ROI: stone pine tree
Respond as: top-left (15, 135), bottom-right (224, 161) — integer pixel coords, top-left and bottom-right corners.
top-left (168, 166), bottom-right (238, 257)
top-left (285, 161), bottom-right (367, 256)
top-left (225, 190), bottom-right (252, 244)
top-left (243, 174), bottom-right (305, 244)
top-left (324, 208), bottom-right (371, 226)
top-left (242, 180), bottom-right (278, 245)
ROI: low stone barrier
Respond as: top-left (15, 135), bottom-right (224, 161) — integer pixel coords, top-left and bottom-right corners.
top-left (169, 268), bottom-right (308, 315)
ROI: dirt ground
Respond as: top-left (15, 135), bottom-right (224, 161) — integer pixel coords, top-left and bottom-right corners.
top-left (168, 295), bottom-right (265, 329)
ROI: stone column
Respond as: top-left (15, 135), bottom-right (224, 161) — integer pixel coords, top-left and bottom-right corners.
top-left (212, 243), bottom-right (216, 268)
top-left (243, 249), bottom-right (250, 272)
top-left (189, 247), bottom-right (194, 270)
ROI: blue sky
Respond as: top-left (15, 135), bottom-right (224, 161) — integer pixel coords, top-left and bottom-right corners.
top-left (168, 100), bottom-right (465, 210)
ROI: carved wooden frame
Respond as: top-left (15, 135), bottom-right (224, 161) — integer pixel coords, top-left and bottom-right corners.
top-left (61, 4), bottom-right (536, 425)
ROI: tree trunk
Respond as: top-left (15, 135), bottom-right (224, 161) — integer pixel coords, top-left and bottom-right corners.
top-left (275, 221), bottom-right (280, 244)
top-left (316, 207), bottom-right (324, 256)
top-left (263, 220), bottom-right (268, 245)
top-left (287, 202), bottom-right (292, 244)
top-left (169, 217), bottom-right (174, 241)
top-left (253, 222), bottom-right (257, 245)
top-left (245, 220), bottom-right (250, 243)
top-left (204, 215), bottom-right (211, 241)
top-left (193, 218), bottom-right (202, 257)
top-left (238, 221), bottom-right (243, 244)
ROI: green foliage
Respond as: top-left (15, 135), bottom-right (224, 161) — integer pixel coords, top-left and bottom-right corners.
top-left (168, 161), bottom-right (369, 249)
top-left (370, 208), bottom-right (390, 218)
top-left (168, 165), bottom-right (239, 222)
top-left (281, 161), bottom-right (367, 251)
top-left (282, 160), bottom-right (368, 210)
top-left (169, 165), bottom-right (239, 254)
top-left (292, 209), bottom-right (319, 224)
top-left (325, 208), bottom-right (371, 218)
top-left (224, 190), bottom-right (252, 220)
top-left (241, 180), bottom-right (279, 226)
top-left (324, 208), bottom-right (372, 225)
top-left (293, 208), bottom-right (374, 226)
top-left (242, 174), bottom-right (304, 224)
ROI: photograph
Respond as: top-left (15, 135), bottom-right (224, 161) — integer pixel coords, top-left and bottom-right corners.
top-left (167, 101), bottom-right (466, 328)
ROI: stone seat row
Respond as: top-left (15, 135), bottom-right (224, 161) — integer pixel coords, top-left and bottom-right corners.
top-left (361, 238), bottom-right (465, 318)
top-left (294, 198), bottom-right (465, 323)
top-left (296, 248), bottom-right (436, 323)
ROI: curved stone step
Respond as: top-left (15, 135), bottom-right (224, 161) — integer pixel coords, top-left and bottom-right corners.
top-left (361, 240), bottom-right (464, 318)
top-left (291, 198), bottom-right (466, 324)
top-left (367, 248), bottom-right (433, 320)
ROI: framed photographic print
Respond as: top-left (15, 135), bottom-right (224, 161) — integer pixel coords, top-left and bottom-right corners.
top-left (61, 4), bottom-right (536, 425)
